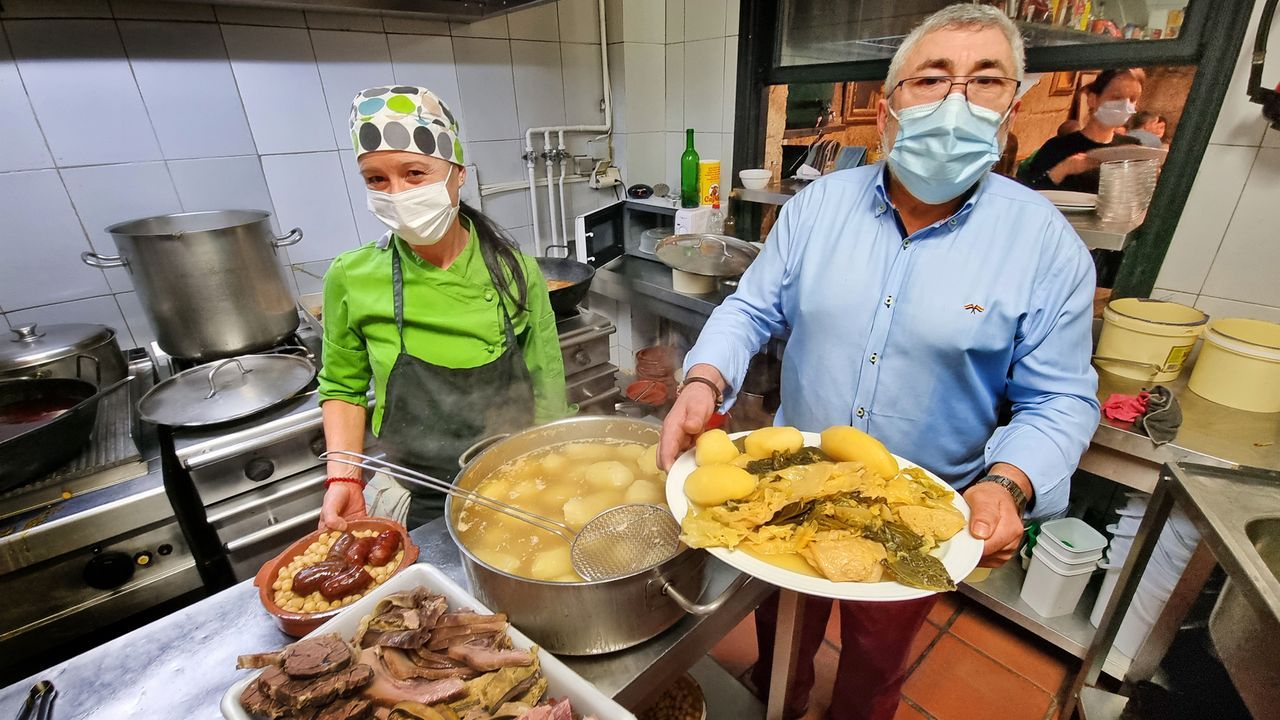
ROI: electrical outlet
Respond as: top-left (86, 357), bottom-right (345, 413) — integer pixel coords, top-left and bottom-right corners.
top-left (589, 165), bottom-right (622, 189)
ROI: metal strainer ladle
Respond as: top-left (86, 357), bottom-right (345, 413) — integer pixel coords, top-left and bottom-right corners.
top-left (321, 451), bottom-right (681, 581)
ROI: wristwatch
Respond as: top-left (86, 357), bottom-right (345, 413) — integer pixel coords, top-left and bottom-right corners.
top-left (973, 473), bottom-right (1029, 515)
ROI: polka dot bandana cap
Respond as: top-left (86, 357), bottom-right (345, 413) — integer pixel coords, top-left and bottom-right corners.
top-left (349, 85), bottom-right (464, 164)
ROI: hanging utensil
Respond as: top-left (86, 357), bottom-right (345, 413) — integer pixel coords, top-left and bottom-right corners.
top-left (322, 451), bottom-right (681, 581)
top-left (137, 353), bottom-right (314, 427)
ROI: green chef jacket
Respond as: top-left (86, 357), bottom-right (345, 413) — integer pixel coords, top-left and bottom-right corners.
top-left (316, 223), bottom-right (570, 434)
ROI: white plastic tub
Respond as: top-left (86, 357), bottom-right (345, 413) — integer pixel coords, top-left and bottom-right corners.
top-left (1021, 545), bottom-right (1100, 618)
top-left (221, 564), bottom-right (636, 720)
top-left (1090, 560), bottom-right (1122, 627)
top-left (1188, 317), bottom-right (1280, 412)
top-left (1039, 517), bottom-right (1108, 561)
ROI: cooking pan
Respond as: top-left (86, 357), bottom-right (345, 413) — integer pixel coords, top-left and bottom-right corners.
top-left (536, 257), bottom-right (595, 318)
top-left (0, 376), bottom-right (131, 492)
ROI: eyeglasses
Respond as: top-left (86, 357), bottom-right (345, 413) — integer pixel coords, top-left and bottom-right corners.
top-left (888, 75), bottom-right (1020, 111)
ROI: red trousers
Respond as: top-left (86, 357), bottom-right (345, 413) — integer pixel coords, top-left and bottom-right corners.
top-left (751, 591), bottom-right (938, 720)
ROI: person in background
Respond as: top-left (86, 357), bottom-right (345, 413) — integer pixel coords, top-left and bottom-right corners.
top-left (1127, 110), bottom-right (1168, 148)
top-left (1057, 118), bottom-right (1082, 136)
top-left (657, 6), bottom-right (1099, 720)
top-left (1018, 69), bottom-right (1145, 192)
top-left (317, 86), bottom-right (569, 531)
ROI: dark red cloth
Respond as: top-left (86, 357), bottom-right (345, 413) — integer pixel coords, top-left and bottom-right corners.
top-left (1102, 391), bottom-right (1149, 423)
top-left (751, 592), bottom-right (938, 720)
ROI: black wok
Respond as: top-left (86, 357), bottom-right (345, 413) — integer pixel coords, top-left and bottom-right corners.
top-left (0, 376), bottom-right (130, 492)
top-left (536, 257), bottom-right (596, 317)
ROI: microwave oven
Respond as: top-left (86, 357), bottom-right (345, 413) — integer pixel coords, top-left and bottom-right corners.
top-left (568, 197), bottom-right (677, 267)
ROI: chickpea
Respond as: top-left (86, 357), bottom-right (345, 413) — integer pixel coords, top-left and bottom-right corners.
top-left (302, 600), bottom-right (317, 612)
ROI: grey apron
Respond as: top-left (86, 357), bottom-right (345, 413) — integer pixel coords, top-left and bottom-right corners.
top-left (378, 242), bottom-right (535, 528)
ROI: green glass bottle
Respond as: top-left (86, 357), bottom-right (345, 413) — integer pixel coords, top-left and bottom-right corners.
top-left (680, 128), bottom-right (700, 209)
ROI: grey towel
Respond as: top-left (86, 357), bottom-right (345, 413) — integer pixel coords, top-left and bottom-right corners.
top-left (1140, 385), bottom-right (1182, 445)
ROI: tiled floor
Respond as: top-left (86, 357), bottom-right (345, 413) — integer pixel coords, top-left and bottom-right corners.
top-left (709, 593), bottom-right (1073, 720)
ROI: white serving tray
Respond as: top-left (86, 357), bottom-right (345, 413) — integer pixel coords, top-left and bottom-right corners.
top-left (221, 563), bottom-right (636, 720)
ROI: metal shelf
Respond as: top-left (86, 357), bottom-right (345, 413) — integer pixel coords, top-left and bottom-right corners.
top-left (690, 655), bottom-right (765, 720)
top-left (730, 180), bottom-right (807, 206)
top-left (960, 560), bottom-right (1098, 658)
top-left (1078, 686), bottom-right (1130, 720)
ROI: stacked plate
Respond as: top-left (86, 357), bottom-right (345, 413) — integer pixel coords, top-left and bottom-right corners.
top-left (1039, 190), bottom-right (1098, 213)
top-left (1097, 158), bottom-right (1160, 223)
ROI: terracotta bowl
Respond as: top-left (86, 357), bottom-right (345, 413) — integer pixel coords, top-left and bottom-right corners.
top-left (626, 379), bottom-right (669, 406)
top-left (253, 517), bottom-right (419, 637)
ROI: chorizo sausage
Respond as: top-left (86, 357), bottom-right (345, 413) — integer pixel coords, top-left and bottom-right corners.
top-left (326, 532), bottom-right (356, 562)
top-left (290, 561), bottom-right (347, 595)
top-left (341, 536), bottom-right (375, 567)
top-left (367, 530), bottom-right (401, 567)
top-left (319, 565), bottom-right (373, 600)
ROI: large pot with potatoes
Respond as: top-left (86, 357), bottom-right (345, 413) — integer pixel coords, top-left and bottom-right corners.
top-left (446, 415), bottom-right (742, 655)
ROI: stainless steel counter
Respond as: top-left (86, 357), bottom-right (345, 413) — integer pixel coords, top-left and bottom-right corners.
top-left (0, 517), bottom-right (768, 719)
top-left (592, 256), bottom-right (727, 329)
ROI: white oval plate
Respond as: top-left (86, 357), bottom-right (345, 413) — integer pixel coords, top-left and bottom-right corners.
top-left (664, 431), bottom-right (983, 601)
top-left (1038, 190), bottom-right (1098, 210)
top-left (1085, 145), bottom-right (1168, 163)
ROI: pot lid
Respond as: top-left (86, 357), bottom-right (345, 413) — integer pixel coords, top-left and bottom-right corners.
top-left (655, 234), bottom-right (760, 277)
top-left (138, 354), bottom-right (315, 427)
top-left (0, 323), bottom-right (116, 373)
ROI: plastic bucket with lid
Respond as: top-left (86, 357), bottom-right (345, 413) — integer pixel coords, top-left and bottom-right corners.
top-left (1188, 318), bottom-right (1280, 413)
top-left (1039, 517), bottom-right (1108, 562)
top-left (1095, 298), bottom-right (1208, 382)
top-left (1020, 545), bottom-right (1099, 617)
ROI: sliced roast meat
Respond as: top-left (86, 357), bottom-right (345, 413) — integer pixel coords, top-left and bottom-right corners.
top-left (372, 627), bottom-right (433, 650)
top-left (491, 702), bottom-right (534, 720)
top-left (426, 621), bottom-right (509, 650)
top-left (281, 633), bottom-right (356, 678)
top-left (435, 611), bottom-right (506, 628)
top-left (315, 697), bottom-right (375, 720)
top-left (260, 663), bottom-right (375, 709)
top-left (547, 698), bottom-right (573, 720)
top-left (359, 646), bottom-right (469, 708)
top-left (240, 678), bottom-right (293, 719)
top-left (412, 648), bottom-right (466, 669)
top-left (446, 645), bottom-right (534, 672)
top-left (237, 650), bottom-right (284, 670)
top-left (379, 646), bottom-right (475, 681)
top-left (418, 595), bottom-right (448, 630)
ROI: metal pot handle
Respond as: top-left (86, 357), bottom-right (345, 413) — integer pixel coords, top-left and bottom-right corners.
top-left (271, 227), bottom-right (304, 247)
top-left (81, 251), bottom-right (127, 268)
top-left (662, 572), bottom-right (750, 616)
top-left (75, 354), bottom-right (102, 385)
top-left (205, 357), bottom-right (253, 399)
top-left (458, 433), bottom-right (510, 469)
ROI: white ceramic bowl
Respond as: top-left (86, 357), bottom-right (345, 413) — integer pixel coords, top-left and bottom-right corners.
top-left (739, 169), bottom-right (771, 189)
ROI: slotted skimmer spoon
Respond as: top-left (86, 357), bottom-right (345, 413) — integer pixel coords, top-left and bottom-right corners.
top-left (321, 451), bottom-right (681, 581)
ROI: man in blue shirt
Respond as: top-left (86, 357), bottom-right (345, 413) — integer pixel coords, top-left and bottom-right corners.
top-left (658, 5), bottom-right (1099, 720)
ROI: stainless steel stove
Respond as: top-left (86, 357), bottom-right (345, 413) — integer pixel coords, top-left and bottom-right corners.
top-left (557, 310), bottom-right (620, 413)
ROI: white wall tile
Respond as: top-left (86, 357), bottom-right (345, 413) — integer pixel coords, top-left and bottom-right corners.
top-left (719, 132), bottom-right (734, 190)
top-left (61, 161), bottom-right (183, 292)
top-left (119, 21), bottom-right (257, 160)
top-left (305, 11), bottom-right (383, 32)
top-left (664, 43), bottom-right (684, 132)
top-left (1155, 144), bottom-right (1258, 294)
top-left (621, 43), bottom-right (664, 133)
top-left (6, 296), bottom-right (133, 346)
top-left (622, 0), bottom-right (665, 43)
top-left (261, 151), bottom-right (360, 263)
top-left (1209, 1), bottom-right (1272, 147)
top-left (607, 42), bottom-right (625, 133)
top-left (619, 132), bottom-right (665, 187)
top-left (310, 30), bottom-right (395, 152)
top-left (1150, 288), bottom-right (1198, 306)
top-left (512, 40), bottom-right (567, 130)
top-left (509, 3), bottom-right (560, 41)
top-left (213, 6), bottom-right (306, 27)
top-left (0, 0), bottom-right (112, 18)
top-left (684, 0), bottom-right (726, 42)
top-left (382, 16), bottom-right (450, 35)
top-left (1200, 148), bottom-right (1280, 306)
top-left (292, 263), bottom-right (328, 297)
top-left (725, 0), bottom-right (740, 36)
top-left (0, 32), bottom-right (52, 172)
top-left (114, 291), bottom-right (155, 348)
top-left (0, 170), bottom-right (110, 310)
top-left (665, 0), bottom-right (684, 42)
top-left (222, 25), bottom-right (335, 153)
top-left (1265, 126), bottom-right (1280, 149)
top-left (665, 131), bottom-right (684, 188)
top-left (508, 225), bottom-right (536, 256)
top-left (387, 34), bottom-right (462, 122)
top-left (558, 0), bottom-right (601, 44)
top-left (561, 42), bottom-right (605, 124)
top-left (484, 188), bottom-right (534, 232)
top-left (722, 35), bottom-right (738, 135)
top-left (469, 139), bottom-right (528, 184)
top-left (453, 38), bottom-right (520, 141)
top-left (1193, 294), bottom-right (1280, 325)
top-left (604, 0), bottom-right (624, 44)
top-left (110, 1), bottom-right (215, 21)
top-left (168, 156), bottom-right (276, 218)
top-left (338, 157), bottom-right (390, 243)
top-left (7, 20), bottom-right (163, 167)
top-left (450, 14), bottom-right (509, 38)
top-left (683, 38), bottom-right (725, 133)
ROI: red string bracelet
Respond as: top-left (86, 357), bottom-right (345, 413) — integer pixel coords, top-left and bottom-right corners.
top-left (324, 477), bottom-right (365, 489)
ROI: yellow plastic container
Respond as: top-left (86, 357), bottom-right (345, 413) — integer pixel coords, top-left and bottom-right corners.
top-left (1095, 298), bottom-right (1208, 382)
top-left (697, 160), bottom-right (721, 206)
top-left (1188, 318), bottom-right (1280, 413)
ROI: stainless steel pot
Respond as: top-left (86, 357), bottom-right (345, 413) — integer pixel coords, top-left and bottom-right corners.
top-left (83, 210), bottom-right (302, 361)
top-left (447, 416), bottom-right (745, 655)
top-left (0, 323), bottom-right (127, 385)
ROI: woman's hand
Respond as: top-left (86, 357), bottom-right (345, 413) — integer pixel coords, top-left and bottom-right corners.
top-left (1048, 152), bottom-right (1101, 185)
top-left (319, 482), bottom-right (367, 531)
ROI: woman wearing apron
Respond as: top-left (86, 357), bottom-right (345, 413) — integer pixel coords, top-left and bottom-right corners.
top-left (317, 85), bottom-right (570, 530)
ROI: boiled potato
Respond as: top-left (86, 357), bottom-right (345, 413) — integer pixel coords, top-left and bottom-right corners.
top-left (744, 426), bottom-right (804, 458)
top-left (563, 442), bottom-right (611, 461)
top-left (562, 491), bottom-right (621, 529)
top-left (540, 452), bottom-right (569, 474)
top-left (529, 546), bottom-right (574, 580)
top-left (475, 549), bottom-right (522, 574)
top-left (820, 425), bottom-right (899, 479)
top-left (585, 461), bottom-right (635, 489)
top-left (637, 444), bottom-right (660, 475)
top-left (616, 444), bottom-right (644, 461)
top-left (624, 479), bottom-right (666, 505)
top-left (696, 429), bottom-right (740, 466)
top-left (685, 464), bottom-right (757, 506)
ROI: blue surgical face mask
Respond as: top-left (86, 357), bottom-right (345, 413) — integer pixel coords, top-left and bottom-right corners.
top-left (886, 93), bottom-right (1006, 205)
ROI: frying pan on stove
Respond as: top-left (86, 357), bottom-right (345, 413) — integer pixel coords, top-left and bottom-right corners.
top-left (536, 257), bottom-right (596, 318)
top-left (0, 376), bottom-right (131, 492)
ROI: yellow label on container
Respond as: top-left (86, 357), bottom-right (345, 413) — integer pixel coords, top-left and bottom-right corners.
top-left (1163, 343), bottom-right (1194, 371)
top-left (698, 160), bottom-right (721, 206)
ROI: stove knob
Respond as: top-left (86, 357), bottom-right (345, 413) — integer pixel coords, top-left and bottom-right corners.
top-left (309, 434), bottom-right (327, 458)
top-left (244, 458), bottom-right (275, 482)
top-left (83, 551), bottom-right (135, 590)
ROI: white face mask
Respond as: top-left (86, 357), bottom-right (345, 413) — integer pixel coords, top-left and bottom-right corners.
top-left (366, 167), bottom-right (459, 246)
top-left (1094, 99), bottom-right (1137, 128)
